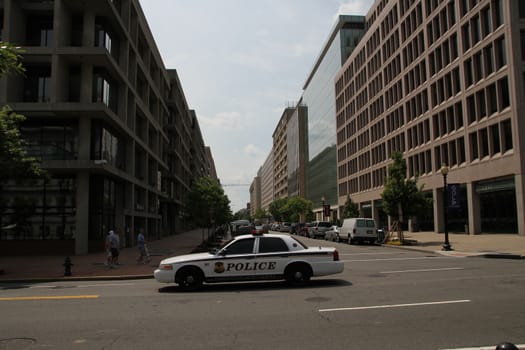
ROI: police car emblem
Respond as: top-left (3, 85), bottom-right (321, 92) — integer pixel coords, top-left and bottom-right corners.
top-left (214, 262), bottom-right (225, 273)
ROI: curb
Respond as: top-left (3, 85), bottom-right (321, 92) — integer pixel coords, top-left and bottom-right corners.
top-left (380, 243), bottom-right (525, 259)
top-left (0, 274), bottom-right (154, 284)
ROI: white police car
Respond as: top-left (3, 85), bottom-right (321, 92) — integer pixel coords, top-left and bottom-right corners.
top-left (154, 232), bottom-right (344, 290)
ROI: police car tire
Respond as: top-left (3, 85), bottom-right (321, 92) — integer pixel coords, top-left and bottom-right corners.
top-left (285, 263), bottom-right (312, 285)
top-left (176, 266), bottom-right (204, 290)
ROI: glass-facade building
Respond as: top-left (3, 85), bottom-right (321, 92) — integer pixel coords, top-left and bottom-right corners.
top-left (302, 15), bottom-right (365, 216)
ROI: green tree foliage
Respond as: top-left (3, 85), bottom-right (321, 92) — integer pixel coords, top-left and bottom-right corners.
top-left (342, 195), bottom-right (359, 219)
top-left (253, 208), bottom-right (268, 222)
top-left (185, 177), bottom-right (232, 227)
top-left (381, 152), bottom-right (429, 224)
top-left (233, 208), bottom-right (251, 221)
top-left (268, 197), bottom-right (313, 222)
top-left (0, 43), bottom-right (44, 181)
top-left (0, 106), bottom-right (45, 180)
top-left (0, 42), bottom-right (25, 77)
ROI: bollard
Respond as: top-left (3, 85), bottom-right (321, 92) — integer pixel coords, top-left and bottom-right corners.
top-left (495, 342), bottom-right (519, 350)
top-left (63, 256), bottom-right (73, 276)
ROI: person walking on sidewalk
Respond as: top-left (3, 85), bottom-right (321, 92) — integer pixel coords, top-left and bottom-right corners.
top-left (108, 229), bottom-right (120, 267)
top-left (136, 228), bottom-right (149, 264)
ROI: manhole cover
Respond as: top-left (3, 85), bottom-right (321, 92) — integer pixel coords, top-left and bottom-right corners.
top-left (0, 338), bottom-right (36, 349)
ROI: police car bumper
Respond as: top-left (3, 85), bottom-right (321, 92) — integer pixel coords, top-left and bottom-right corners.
top-left (313, 261), bottom-right (344, 276)
top-left (154, 268), bottom-right (176, 283)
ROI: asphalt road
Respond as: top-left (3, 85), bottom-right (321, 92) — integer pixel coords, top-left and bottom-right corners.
top-left (1, 237), bottom-right (524, 350)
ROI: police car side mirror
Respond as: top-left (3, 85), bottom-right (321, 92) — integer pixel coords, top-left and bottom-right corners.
top-left (210, 248), bottom-right (219, 255)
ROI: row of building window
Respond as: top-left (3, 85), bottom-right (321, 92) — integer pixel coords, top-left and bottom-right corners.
top-left (466, 77), bottom-right (509, 124)
top-left (339, 119), bottom-right (513, 193)
top-left (401, 2), bottom-right (423, 43)
top-left (428, 33), bottom-right (458, 77)
top-left (402, 31), bottom-right (425, 70)
top-left (430, 68), bottom-right (461, 107)
top-left (461, 1), bottom-right (503, 53)
top-left (426, 1), bottom-right (456, 47)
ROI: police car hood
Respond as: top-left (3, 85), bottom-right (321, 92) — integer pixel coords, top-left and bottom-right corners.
top-left (161, 252), bottom-right (215, 265)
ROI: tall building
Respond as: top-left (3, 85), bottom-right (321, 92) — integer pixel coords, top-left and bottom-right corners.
top-left (260, 151), bottom-right (274, 211)
top-left (301, 15), bottom-right (365, 220)
top-left (336, 0), bottom-right (524, 235)
top-left (0, 0), bottom-right (216, 255)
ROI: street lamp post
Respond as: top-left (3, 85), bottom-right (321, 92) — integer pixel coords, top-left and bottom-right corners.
top-left (440, 164), bottom-right (452, 251)
top-left (321, 196), bottom-right (325, 222)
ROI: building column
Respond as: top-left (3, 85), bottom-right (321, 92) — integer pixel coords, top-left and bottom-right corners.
top-left (466, 182), bottom-right (481, 235)
top-left (515, 175), bottom-right (525, 237)
top-left (75, 172), bottom-right (89, 255)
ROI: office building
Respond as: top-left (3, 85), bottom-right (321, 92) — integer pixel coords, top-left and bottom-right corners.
top-left (0, 0), bottom-right (215, 255)
top-left (335, 0), bottom-right (524, 235)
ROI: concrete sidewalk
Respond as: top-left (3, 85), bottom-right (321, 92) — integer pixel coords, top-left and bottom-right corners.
top-left (0, 230), bottom-right (523, 283)
top-left (0, 228), bottom-right (210, 283)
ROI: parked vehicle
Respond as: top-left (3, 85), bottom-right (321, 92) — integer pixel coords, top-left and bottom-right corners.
top-left (340, 218), bottom-right (377, 244)
top-left (279, 222), bottom-right (292, 232)
top-left (324, 225), bottom-right (342, 242)
top-left (310, 221), bottom-right (332, 239)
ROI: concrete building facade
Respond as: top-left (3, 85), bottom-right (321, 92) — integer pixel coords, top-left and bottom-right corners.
top-left (335, 0), bottom-right (524, 235)
top-left (0, 0), bottom-right (216, 255)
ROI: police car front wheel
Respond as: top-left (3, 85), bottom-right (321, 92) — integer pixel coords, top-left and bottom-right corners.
top-left (176, 266), bottom-right (204, 290)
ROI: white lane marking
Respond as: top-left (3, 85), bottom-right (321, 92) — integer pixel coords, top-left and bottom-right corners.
top-left (441, 345), bottom-right (525, 350)
top-left (319, 299), bottom-right (471, 313)
top-left (381, 267), bottom-right (464, 274)
top-left (342, 256), bottom-right (443, 262)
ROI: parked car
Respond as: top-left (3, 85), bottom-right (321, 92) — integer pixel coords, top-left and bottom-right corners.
top-left (310, 221), bottom-right (332, 239)
top-left (290, 222), bottom-right (306, 235)
top-left (154, 232), bottom-right (344, 290)
top-left (324, 225), bottom-right (342, 242)
top-left (340, 218), bottom-right (377, 244)
top-left (279, 222), bottom-right (292, 232)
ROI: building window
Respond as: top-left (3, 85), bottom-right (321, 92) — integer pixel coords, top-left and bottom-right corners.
top-left (26, 15), bottom-right (53, 47)
top-left (501, 119), bottom-right (513, 152)
top-left (21, 120), bottom-right (78, 160)
top-left (95, 19), bottom-right (112, 53)
top-left (24, 66), bottom-right (51, 102)
top-left (93, 69), bottom-right (117, 112)
top-left (91, 122), bottom-right (125, 170)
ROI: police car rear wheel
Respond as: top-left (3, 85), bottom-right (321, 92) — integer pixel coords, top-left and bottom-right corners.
top-left (177, 267), bottom-right (203, 290)
top-left (285, 264), bottom-right (311, 285)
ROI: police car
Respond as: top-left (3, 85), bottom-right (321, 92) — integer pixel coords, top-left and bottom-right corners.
top-left (154, 232), bottom-right (344, 290)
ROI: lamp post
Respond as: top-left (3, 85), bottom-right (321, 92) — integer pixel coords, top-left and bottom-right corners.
top-left (440, 164), bottom-right (452, 251)
top-left (321, 196), bottom-right (325, 221)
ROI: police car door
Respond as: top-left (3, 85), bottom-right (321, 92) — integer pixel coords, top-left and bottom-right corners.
top-left (254, 236), bottom-right (290, 279)
top-left (212, 237), bottom-right (256, 281)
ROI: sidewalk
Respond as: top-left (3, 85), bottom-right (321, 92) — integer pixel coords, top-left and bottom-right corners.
top-left (0, 228), bottom-right (209, 283)
top-left (0, 230), bottom-right (523, 283)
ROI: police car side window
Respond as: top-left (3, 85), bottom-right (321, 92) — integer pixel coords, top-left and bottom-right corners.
top-left (224, 238), bottom-right (255, 255)
top-left (258, 237), bottom-right (289, 253)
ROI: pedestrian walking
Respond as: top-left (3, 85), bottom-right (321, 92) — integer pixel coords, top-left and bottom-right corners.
top-left (136, 228), bottom-right (149, 264)
top-left (108, 229), bottom-right (120, 267)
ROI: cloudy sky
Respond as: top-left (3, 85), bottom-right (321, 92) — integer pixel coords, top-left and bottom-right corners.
top-left (141, 0), bottom-right (375, 212)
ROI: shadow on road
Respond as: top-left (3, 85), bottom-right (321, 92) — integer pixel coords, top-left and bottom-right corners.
top-left (158, 278), bottom-right (351, 293)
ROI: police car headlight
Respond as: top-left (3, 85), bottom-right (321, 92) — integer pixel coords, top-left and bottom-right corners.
top-left (160, 264), bottom-right (173, 270)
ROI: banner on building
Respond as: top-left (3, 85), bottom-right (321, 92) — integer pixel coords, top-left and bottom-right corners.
top-left (447, 184), bottom-right (462, 209)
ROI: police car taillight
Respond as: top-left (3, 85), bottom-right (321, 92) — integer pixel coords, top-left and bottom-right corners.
top-left (333, 250), bottom-right (340, 261)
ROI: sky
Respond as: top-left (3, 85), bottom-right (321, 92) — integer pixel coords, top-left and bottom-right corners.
top-left (140, 0), bottom-right (375, 212)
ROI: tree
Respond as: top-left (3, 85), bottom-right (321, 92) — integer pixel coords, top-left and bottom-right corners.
top-left (268, 197), bottom-right (313, 223)
top-left (342, 195), bottom-right (359, 219)
top-left (0, 42), bottom-right (25, 77)
top-left (381, 152), bottom-right (429, 242)
top-left (252, 208), bottom-right (268, 223)
top-left (0, 42), bottom-right (44, 181)
top-left (185, 177), bottom-right (232, 229)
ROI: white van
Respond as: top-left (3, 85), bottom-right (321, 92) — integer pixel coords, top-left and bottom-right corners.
top-left (340, 218), bottom-right (378, 244)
